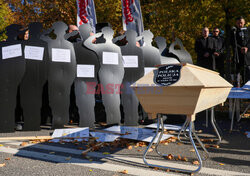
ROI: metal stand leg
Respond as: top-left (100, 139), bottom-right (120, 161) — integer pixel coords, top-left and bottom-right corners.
top-left (230, 99), bottom-right (236, 131)
top-left (143, 115), bottom-right (204, 174)
top-left (205, 109), bottom-right (209, 127)
top-left (211, 107), bottom-right (222, 144)
top-left (177, 116), bottom-right (190, 143)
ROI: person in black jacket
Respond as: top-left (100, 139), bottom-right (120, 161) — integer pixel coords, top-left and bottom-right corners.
top-left (212, 27), bottom-right (225, 77)
top-left (231, 16), bottom-right (250, 85)
top-left (195, 27), bottom-right (215, 70)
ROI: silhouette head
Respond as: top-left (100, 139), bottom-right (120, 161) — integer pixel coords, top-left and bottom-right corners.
top-left (79, 23), bottom-right (92, 41)
top-left (52, 21), bottom-right (68, 37)
top-left (125, 30), bottom-right (137, 44)
top-left (6, 24), bottom-right (22, 40)
top-left (101, 27), bottom-right (114, 41)
top-left (142, 30), bottom-right (154, 45)
top-left (29, 22), bottom-right (43, 39)
top-left (154, 36), bottom-right (166, 48)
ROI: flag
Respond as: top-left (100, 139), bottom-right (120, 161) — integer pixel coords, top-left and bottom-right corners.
top-left (76, 0), bottom-right (97, 33)
top-left (121, 0), bottom-right (144, 36)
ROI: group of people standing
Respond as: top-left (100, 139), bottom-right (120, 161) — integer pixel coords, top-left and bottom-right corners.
top-left (195, 16), bottom-right (250, 86)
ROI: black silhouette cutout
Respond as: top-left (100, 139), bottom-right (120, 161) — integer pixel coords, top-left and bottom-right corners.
top-left (0, 24), bottom-right (26, 132)
top-left (73, 23), bottom-right (100, 127)
top-left (117, 30), bottom-right (144, 125)
top-left (84, 27), bottom-right (124, 125)
top-left (46, 21), bottom-right (76, 128)
top-left (19, 22), bottom-right (48, 131)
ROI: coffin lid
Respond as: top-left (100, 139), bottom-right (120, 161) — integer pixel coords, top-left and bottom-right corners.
top-left (131, 63), bottom-right (232, 88)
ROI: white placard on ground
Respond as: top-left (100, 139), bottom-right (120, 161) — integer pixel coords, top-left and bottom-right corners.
top-left (242, 81), bottom-right (250, 90)
top-left (104, 126), bottom-right (173, 143)
top-left (145, 123), bottom-right (189, 131)
top-left (102, 52), bottom-right (118, 65)
top-left (51, 128), bottom-right (89, 142)
top-left (77, 64), bottom-right (95, 78)
top-left (24, 45), bottom-right (44, 61)
top-left (52, 48), bottom-right (71, 62)
top-left (144, 67), bottom-right (156, 75)
top-left (90, 132), bottom-right (119, 142)
top-left (122, 55), bottom-right (138, 68)
top-left (2, 44), bottom-right (22, 59)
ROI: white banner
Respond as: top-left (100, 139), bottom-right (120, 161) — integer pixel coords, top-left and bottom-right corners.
top-left (76, 0), bottom-right (97, 33)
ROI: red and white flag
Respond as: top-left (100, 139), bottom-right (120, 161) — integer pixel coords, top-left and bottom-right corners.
top-left (121, 0), bottom-right (144, 36)
top-left (77, 0), bottom-right (97, 33)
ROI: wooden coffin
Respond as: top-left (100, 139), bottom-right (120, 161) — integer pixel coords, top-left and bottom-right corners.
top-left (131, 64), bottom-right (232, 119)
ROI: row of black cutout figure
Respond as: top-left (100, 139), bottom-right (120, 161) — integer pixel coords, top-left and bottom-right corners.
top-left (0, 21), bottom-right (192, 132)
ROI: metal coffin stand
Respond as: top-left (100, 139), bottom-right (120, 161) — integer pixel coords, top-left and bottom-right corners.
top-left (131, 64), bottom-right (232, 174)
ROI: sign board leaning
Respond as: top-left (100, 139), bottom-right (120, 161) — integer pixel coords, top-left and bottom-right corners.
top-left (153, 65), bottom-right (182, 86)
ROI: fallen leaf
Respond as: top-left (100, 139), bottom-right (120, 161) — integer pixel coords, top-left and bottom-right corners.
top-left (119, 170), bottom-right (128, 174)
top-left (219, 163), bottom-right (224, 166)
top-left (65, 156), bottom-right (71, 161)
top-left (148, 148), bottom-right (153, 152)
top-left (78, 147), bottom-right (83, 150)
top-left (89, 159), bottom-right (93, 162)
top-left (49, 152), bottom-right (55, 154)
top-left (182, 157), bottom-right (188, 161)
top-left (103, 152), bottom-right (110, 155)
top-left (127, 146), bottom-right (133, 150)
top-left (81, 151), bottom-right (88, 156)
top-left (0, 163), bottom-right (6, 167)
top-left (189, 149), bottom-right (195, 152)
top-left (164, 142), bottom-right (169, 145)
top-left (212, 145), bottom-right (220, 149)
top-left (0, 144), bottom-right (3, 147)
top-left (5, 158), bottom-right (11, 160)
top-left (165, 169), bottom-right (170, 172)
top-left (177, 155), bottom-right (181, 160)
top-left (177, 142), bottom-right (183, 145)
top-left (153, 167), bottom-right (159, 170)
top-left (168, 131), bottom-right (175, 134)
top-left (166, 154), bottom-right (174, 160)
top-left (89, 169), bottom-right (93, 172)
top-left (137, 149), bottom-right (142, 152)
top-left (205, 144), bottom-right (210, 148)
top-left (198, 130), bottom-right (203, 133)
top-left (192, 160), bottom-right (199, 165)
top-left (20, 142), bottom-right (28, 146)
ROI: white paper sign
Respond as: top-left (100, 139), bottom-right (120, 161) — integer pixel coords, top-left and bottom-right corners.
top-left (51, 128), bottom-right (89, 142)
top-left (144, 67), bottom-right (156, 75)
top-left (102, 52), bottom-right (118, 65)
top-left (52, 48), bottom-right (71, 62)
top-left (2, 44), bottom-right (22, 59)
top-left (104, 126), bottom-right (173, 143)
top-left (77, 64), bottom-right (95, 78)
top-left (122, 55), bottom-right (138, 68)
top-left (24, 45), bottom-right (44, 61)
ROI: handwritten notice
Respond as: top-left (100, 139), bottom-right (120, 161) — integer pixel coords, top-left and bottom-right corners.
top-left (24, 45), bottom-right (44, 61)
top-left (122, 55), bottom-right (138, 68)
top-left (102, 52), bottom-right (118, 65)
top-left (153, 65), bottom-right (182, 86)
top-left (144, 67), bottom-right (156, 76)
top-left (2, 44), bottom-right (22, 59)
top-left (77, 64), bottom-right (95, 78)
top-left (52, 48), bottom-right (71, 62)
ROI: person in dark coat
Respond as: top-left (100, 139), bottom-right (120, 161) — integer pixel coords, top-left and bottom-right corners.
top-left (230, 16), bottom-right (250, 84)
top-left (212, 27), bottom-right (225, 77)
top-left (195, 27), bottom-right (215, 70)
